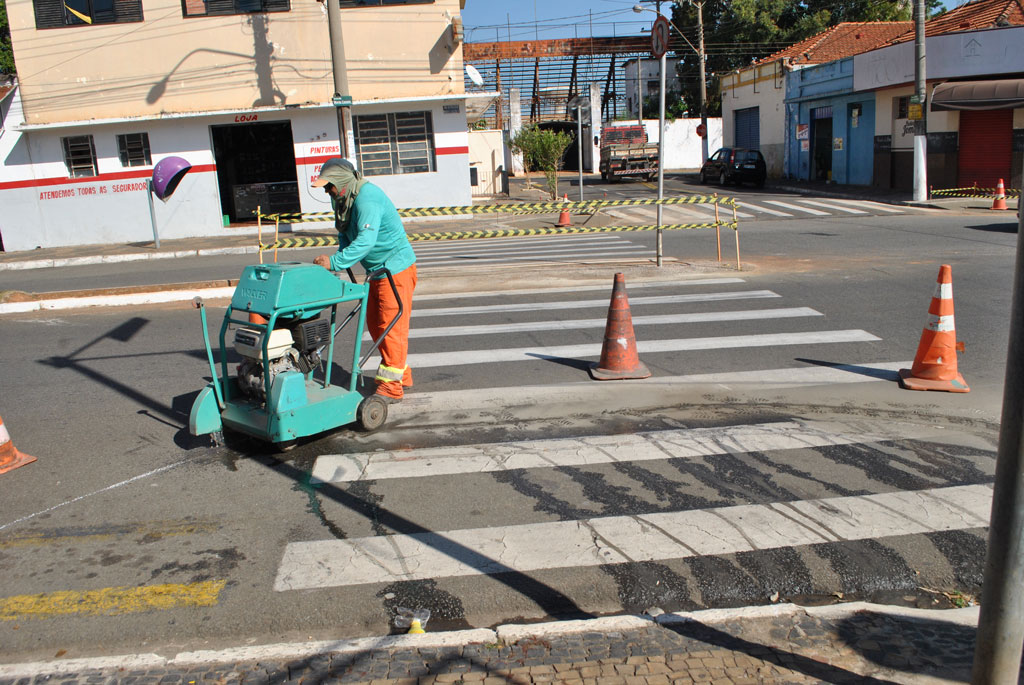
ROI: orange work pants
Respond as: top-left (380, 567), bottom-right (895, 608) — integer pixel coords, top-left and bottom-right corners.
top-left (366, 264), bottom-right (416, 399)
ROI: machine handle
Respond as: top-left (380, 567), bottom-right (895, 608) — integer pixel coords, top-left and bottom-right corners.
top-left (358, 267), bottom-right (404, 370)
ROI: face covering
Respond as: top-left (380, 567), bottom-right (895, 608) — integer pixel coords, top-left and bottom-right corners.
top-left (318, 158), bottom-right (369, 229)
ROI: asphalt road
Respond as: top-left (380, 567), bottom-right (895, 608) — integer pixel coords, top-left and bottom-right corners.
top-left (0, 199), bottom-right (1018, 664)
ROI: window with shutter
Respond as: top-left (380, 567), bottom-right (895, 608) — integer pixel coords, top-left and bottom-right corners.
top-left (62, 136), bottom-right (98, 177)
top-left (117, 133), bottom-right (152, 167)
top-left (339, 0), bottom-right (433, 7)
top-left (33, 0), bottom-right (141, 28)
top-left (354, 111), bottom-right (436, 176)
top-left (182, 0), bottom-right (289, 17)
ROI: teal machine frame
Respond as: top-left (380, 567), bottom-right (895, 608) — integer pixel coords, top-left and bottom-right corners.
top-left (189, 262), bottom-right (400, 446)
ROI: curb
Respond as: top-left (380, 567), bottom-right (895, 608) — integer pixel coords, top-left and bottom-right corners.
top-left (0, 245), bottom-right (259, 272)
top-left (0, 602), bottom-right (978, 679)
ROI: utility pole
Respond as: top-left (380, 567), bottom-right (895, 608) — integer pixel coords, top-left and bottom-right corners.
top-left (695, 0), bottom-right (708, 164)
top-left (912, 0), bottom-right (927, 201)
top-left (656, 0), bottom-right (665, 267)
top-left (325, 0), bottom-right (351, 158)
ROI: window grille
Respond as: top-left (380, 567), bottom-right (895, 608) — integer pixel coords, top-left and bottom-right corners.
top-left (354, 111), bottom-right (436, 176)
top-left (33, 0), bottom-right (142, 28)
top-left (116, 132), bottom-right (152, 167)
top-left (62, 135), bottom-right (98, 177)
top-left (339, 0), bottom-right (433, 7)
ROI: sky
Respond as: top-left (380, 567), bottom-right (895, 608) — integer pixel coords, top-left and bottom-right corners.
top-left (460, 0), bottom-right (664, 44)
top-left (460, 0), bottom-right (954, 43)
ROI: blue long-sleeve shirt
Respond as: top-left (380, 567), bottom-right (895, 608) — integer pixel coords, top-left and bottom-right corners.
top-left (329, 183), bottom-right (416, 278)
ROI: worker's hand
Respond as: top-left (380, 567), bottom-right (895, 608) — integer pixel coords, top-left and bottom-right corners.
top-left (313, 254), bottom-right (331, 270)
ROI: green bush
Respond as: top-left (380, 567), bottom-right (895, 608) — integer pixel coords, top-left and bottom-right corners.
top-left (510, 125), bottom-right (573, 199)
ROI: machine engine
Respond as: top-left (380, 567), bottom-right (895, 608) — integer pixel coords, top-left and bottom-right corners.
top-left (234, 318), bottom-right (331, 401)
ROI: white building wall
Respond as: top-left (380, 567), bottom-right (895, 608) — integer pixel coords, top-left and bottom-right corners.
top-left (720, 62), bottom-right (787, 177)
top-left (0, 100), bottom-right (471, 252)
top-left (643, 117), bottom-right (723, 170)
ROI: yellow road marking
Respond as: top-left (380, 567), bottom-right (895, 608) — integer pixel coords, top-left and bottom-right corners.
top-left (0, 580), bottom-right (227, 621)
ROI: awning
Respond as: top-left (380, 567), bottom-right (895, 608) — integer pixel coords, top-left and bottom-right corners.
top-left (930, 78), bottom-right (1024, 111)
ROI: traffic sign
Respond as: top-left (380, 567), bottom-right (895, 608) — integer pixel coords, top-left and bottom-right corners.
top-left (651, 16), bottom-right (670, 59)
top-left (696, 123), bottom-right (707, 138)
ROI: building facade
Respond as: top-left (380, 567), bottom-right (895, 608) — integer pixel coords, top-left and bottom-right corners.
top-left (1, 0), bottom-right (486, 251)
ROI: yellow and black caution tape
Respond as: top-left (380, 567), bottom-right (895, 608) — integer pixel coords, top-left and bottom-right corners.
top-left (258, 221), bottom-right (737, 252)
top-left (931, 186), bottom-right (1021, 199)
top-left (260, 195), bottom-right (739, 224)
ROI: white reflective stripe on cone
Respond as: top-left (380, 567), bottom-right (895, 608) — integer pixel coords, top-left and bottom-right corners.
top-left (933, 283), bottom-right (953, 299)
top-left (0, 423), bottom-right (10, 445)
top-left (926, 314), bottom-right (956, 332)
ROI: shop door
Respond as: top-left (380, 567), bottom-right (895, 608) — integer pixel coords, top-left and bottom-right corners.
top-left (734, 107), bottom-right (759, 149)
top-left (958, 109), bottom-right (1012, 189)
top-left (811, 108), bottom-right (833, 181)
top-left (210, 121), bottom-right (301, 224)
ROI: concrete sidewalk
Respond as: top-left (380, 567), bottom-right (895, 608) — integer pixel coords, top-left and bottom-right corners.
top-left (0, 603), bottom-right (990, 684)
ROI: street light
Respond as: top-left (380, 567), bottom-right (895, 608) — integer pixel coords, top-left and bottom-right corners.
top-left (633, 2), bottom-right (709, 164)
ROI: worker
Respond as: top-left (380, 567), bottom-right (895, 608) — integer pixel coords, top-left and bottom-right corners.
top-left (312, 158), bottom-right (417, 403)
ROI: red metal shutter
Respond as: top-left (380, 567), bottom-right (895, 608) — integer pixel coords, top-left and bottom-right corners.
top-left (958, 109), bottom-right (1012, 189)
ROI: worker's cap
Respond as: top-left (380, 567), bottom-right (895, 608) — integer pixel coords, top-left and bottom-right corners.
top-left (312, 158), bottom-right (356, 187)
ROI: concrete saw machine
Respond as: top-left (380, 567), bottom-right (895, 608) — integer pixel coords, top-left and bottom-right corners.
top-left (189, 262), bottom-right (401, 448)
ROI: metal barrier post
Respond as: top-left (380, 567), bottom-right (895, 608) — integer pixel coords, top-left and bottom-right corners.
top-left (733, 203), bottom-right (741, 271)
top-left (274, 216), bottom-right (280, 263)
top-left (714, 194), bottom-right (721, 262)
top-left (257, 206), bottom-right (263, 265)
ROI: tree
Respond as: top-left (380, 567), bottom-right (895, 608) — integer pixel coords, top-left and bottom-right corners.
top-left (1, 0), bottom-right (14, 75)
top-left (510, 124), bottom-right (573, 199)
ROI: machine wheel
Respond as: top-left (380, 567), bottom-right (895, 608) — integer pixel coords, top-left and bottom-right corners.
top-left (600, 170), bottom-right (608, 181)
top-left (358, 395), bottom-right (389, 433)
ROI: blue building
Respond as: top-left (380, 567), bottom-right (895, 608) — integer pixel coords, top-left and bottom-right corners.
top-left (784, 58), bottom-right (876, 185)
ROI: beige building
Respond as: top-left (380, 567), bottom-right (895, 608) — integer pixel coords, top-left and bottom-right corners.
top-left (1, 0), bottom-right (491, 251)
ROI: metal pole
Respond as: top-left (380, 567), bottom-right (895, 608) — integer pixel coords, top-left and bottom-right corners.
top-left (657, 49), bottom-right (666, 267)
top-left (696, 0), bottom-right (709, 164)
top-left (637, 57), bottom-right (643, 124)
top-left (146, 180), bottom-right (161, 249)
top-left (972, 155), bottom-right (1024, 684)
top-left (577, 106), bottom-right (584, 202)
top-left (912, 0), bottom-right (927, 202)
top-left (325, 0), bottom-right (351, 158)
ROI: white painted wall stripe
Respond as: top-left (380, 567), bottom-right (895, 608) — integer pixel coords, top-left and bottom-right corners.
top-left (399, 307), bottom-right (821, 340)
top-left (763, 200), bottom-right (830, 216)
top-left (273, 484), bottom-right (992, 590)
top-left (413, 290), bottom-right (781, 318)
top-left (798, 200), bottom-right (868, 215)
top-left (380, 329), bottom-right (880, 369)
top-left (310, 417), bottom-right (938, 484)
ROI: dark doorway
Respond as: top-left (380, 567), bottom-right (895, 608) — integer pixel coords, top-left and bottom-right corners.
top-left (811, 117), bottom-right (833, 181)
top-left (210, 121), bottom-right (301, 224)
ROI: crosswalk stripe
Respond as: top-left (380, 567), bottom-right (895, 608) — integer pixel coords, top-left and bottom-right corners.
top-left (798, 200), bottom-right (869, 215)
top-left (762, 200), bottom-right (830, 216)
top-left (310, 417), bottom-right (935, 484)
top-left (413, 235), bottom-right (628, 254)
top-left (417, 245), bottom-right (650, 267)
top-left (377, 329), bottom-right (880, 368)
top-left (414, 278), bottom-right (746, 302)
top-left (735, 201), bottom-right (792, 217)
top-left (414, 290), bottom-right (781, 318)
top-left (273, 483), bottom-right (991, 590)
top-left (402, 307), bottom-right (821, 339)
top-left (828, 199), bottom-right (904, 214)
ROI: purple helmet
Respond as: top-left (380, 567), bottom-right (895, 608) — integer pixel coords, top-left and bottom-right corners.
top-left (151, 156), bottom-right (192, 201)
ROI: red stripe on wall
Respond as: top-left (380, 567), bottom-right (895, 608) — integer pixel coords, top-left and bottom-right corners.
top-left (0, 163), bottom-right (217, 192)
top-left (295, 154), bottom-right (337, 166)
top-left (436, 146), bottom-right (469, 155)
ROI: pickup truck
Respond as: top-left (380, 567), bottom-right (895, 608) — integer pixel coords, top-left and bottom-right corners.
top-left (599, 124), bottom-right (660, 182)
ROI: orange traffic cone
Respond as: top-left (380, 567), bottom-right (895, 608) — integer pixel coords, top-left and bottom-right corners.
top-left (556, 193), bottom-right (572, 227)
top-left (0, 415), bottom-right (36, 475)
top-left (589, 273), bottom-right (651, 381)
top-left (249, 312), bottom-right (268, 324)
top-left (991, 179), bottom-right (1009, 210)
top-left (898, 264), bottom-right (969, 393)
